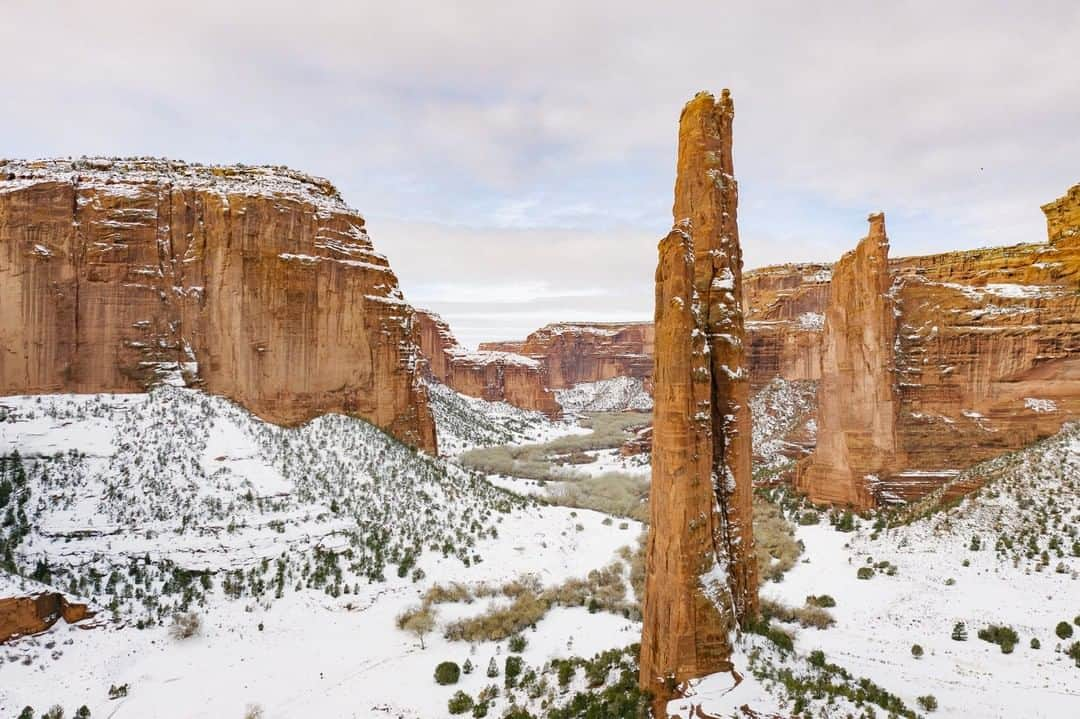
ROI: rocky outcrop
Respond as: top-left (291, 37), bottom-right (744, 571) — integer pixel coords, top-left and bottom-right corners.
top-left (0, 158), bottom-right (436, 452)
top-left (640, 90), bottom-right (758, 716)
top-left (796, 214), bottom-right (904, 507)
top-left (744, 263), bottom-right (830, 388)
top-left (480, 322), bottom-right (654, 389)
top-left (798, 186), bottom-right (1080, 507)
top-left (415, 309), bottom-right (559, 416)
top-left (0, 592), bottom-right (93, 643)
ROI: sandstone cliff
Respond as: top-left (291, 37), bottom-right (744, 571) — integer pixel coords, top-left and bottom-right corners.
top-left (415, 308), bottom-right (559, 416)
top-left (0, 158), bottom-right (436, 452)
top-left (0, 592), bottom-right (93, 643)
top-left (796, 214), bottom-right (904, 507)
top-left (799, 185), bottom-right (1080, 507)
top-left (640, 90), bottom-right (758, 716)
top-left (480, 322), bottom-right (654, 389)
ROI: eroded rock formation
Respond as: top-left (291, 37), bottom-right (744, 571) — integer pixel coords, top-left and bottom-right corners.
top-left (480, 322), bottom-right (654, 389)
top-left (0, 592), bottom-right (93, 643)
top-left (799, 186), bottom-right (1080, 507)
top-left (796, 214), bottom-right (904, 507)
top-left (640, 90), bottom-right (758, 716)
top-left (0, 159), bottom-right (436, 452)
top-left (415, 308), bottom-right (559, 416)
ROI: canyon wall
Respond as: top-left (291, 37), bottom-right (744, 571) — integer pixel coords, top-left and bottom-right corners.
top-left (415, 309), bottom-right (559, 416)
top-left (640, 90), bottom-right (758, 716)
top-left (0, 159), bottom-right (436, 452)
top-left (799, 184), bottom-right (1080, 507)
top-left (480, 321), bottom-right (655, 389)
top-left (743, 263), bottom-right (830, 388)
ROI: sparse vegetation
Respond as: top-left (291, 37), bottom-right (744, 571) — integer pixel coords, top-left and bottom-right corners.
top-left (169, 611), bottom-right (201, 640)
top-left (978, 624), bottom-right (1019, 654)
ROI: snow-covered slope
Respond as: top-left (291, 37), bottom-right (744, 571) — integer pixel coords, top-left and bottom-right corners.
top-left (0, 388), bottom-right (644, 718)
top-left (424, 380), bottom-right (556, 456)
top-left (554, 377), bottom-right (653, 415)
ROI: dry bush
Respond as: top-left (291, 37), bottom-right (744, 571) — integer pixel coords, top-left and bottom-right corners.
top-left (169, 611), bottom-right (201, 640)
top-left (424, 582), bottom-right (475, 605)
top-left (243, 705), bottom-right (264, 719)
top-left (443, 593), bottom-right (551, 642)
top-left (760, 597), bottom-right (835, 629)
top-left (553, 472), bottom-right (650, 521)
top-left (752, 495), bottom-right (802, 582)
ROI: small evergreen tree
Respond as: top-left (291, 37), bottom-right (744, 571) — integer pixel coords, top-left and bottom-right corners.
top-left (486, 657), bottom-right (499, 677)
top-left (462, 658), bottom-right (474, 674)
top-left (447, 691), bottom-right (474, 715)
top-left (911, 644), bottom-right (924, 659)
top-left (951, 622), bottom-right (968, 641)
top-left (917, 695), bottom-right (938, 712)
top-left (1056, 621), bottom-right (1074, 640)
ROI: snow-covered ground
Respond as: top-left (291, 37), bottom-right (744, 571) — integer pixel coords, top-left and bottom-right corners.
top-left (3, 383), bottom-right (1078, 718)
top-left (0, 388), bottom-right (643, 718)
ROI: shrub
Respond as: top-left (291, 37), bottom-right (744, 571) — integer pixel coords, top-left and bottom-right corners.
top-left (43, 707), bottom-right (65, 719)
top-left (969, 535), bottom-right (981, 551)
top-left (978, 624), bottom-right (1018, 653)
top-left (75, 708), bottom-right (91, 719)
top-left (169, 612), bottom-right (201, 640)
top-left (911, 644), bottom-right (924, 659)
top-left (1031, 637), bottom-right (1041, 650)
top-left (447, 691), bottom-right (474, 715)
top-left (508, 634), bottom-right (527, 653)
top-left (808, 649), bottom-right (826, 667)
top-left (834, 509), bottom-right (856, 532)
top-left (1056, 621), bottom-right (1074, 640)
top-left (951, 622), bottom-right (968, 641)
top-left (18, 708), bottom-right (33, 719)
top-left (805, 594), bottom-right (836, 608)
top-left (471, 702), bottom-right (489, 718)
top-left (435, 661), bottom-right (461, 685)
top-left (1067, 641), bottom-right (1080, 667)
top-left (108, 684), bottom-right (129, 699)
top-left (243, 705), bottom-right (263, 719)
top-left (504, 656), bottom-right (524, 687)
top-left (856, 567), bottom-right (875, 580)
top-left (797, 510), bottom-right (821, 526)
top-left (917, 695), bottom-right (939, 712)
top-left (397, 606), bottom-right (437, 649)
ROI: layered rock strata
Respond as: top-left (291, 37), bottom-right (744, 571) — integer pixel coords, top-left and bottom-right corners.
top-left (0, 159), bottom-right (436, 452)
top-left (799, 185), bottom-right (1080, 507)
top-left (796, 214), bottom-right (904, 506)
top-left (480, 322), bottom-right (655, 389)
top-left (639, 90), bottom-right (759, 716)
top-left (0, 592), bottom-right (93, 643)
top-left (415, 308), bottom-right (559, 416)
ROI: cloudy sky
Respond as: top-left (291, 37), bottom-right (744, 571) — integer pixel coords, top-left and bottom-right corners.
top-left (4, 1), bottom-right (1078, 347)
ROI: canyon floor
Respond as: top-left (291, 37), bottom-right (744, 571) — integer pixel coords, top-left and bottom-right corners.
top-left (1, 380), bottom-right (1078, 718)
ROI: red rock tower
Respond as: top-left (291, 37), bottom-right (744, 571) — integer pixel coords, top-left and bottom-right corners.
top-left (639, 90), bottom-right (759, 716)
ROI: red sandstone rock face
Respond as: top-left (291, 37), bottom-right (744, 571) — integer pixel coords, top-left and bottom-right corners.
top-left (0, 592), bottom-right (93, 643)
top-left (0, 159), bottom-right (436, 452)
top-left (415, 309), bottom-right (559, 416)
top-left (796, 214), bottom-right (904, 507)
top-left (480, 322), bottom-right (655, 390)
top-left (640, 91), bottom-right (758, 716)
top-left (799, 187), bottom-right (1080, 507)
top-left (744, 263), bottom-right (831, 388)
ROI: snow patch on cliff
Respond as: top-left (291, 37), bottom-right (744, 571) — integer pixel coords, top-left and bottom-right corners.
top-left (555, 376), bottom-right (653, 414)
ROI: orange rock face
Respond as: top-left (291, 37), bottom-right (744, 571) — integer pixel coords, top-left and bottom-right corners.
top-left (796, 214), bottom-right (904, 507)
top-left (415, 309), bottom-right (559, 416)
top-left (744, 263), bottom-right (831, 388)
top-left (640, 91), bottom-right (758, 716)
top-left (480, 322), bottom-right (654, 390)
top-left (0, 159), bottom-right (436, 452)
top-left (0, 592), bottom-right (93, 643)
top-left (799, 187), bottom-right (1080, 507)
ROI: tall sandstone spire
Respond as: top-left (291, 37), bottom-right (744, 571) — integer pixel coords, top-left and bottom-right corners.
top-left (640, 90), bottom-right (759, 716)
top-left (796, 213), bottom-right (903, 508)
